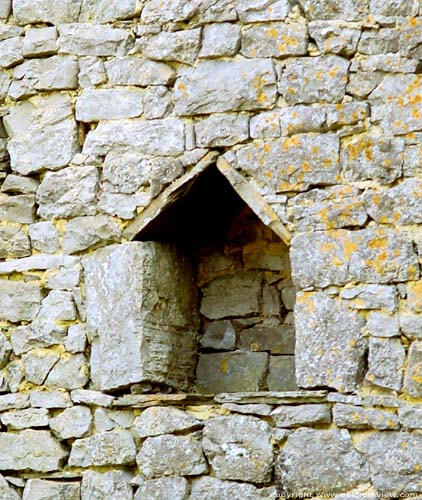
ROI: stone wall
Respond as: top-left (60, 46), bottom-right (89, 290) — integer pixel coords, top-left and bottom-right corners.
top-left (1, 0), bottom-right (422, 496)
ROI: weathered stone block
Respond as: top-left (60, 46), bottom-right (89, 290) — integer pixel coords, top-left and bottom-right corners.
top-left (238, 325), bottom-right (295, 354)
top-left (267, 356), bottom-right (297, 391)
top-left (309, 21), bottom-right (360, 55)
top-left (366, 311), bottom-right (399, 337)
top-left (81, 470), bottom-right (133, 500)
top-left (333, 404), bottom-right (399, 430)
top-left (133, 406), bottom-right (200, 438)
top-left (398, 405), bottom-right (422, 430)
top-left (13, 0), bottom-right (81, 24)
top-left (83, 242), bottom-right (198, 391)
top-left (29, 222), bottom-right (60, 254)
top-left (0, 226), bottom-right (30, 258)
top-left (366, 337), bottom-right (405, 391)
top-left (1, 174), bottom-right (38, 195)
top-left (0, 193), bottom-right (35, 223)
top-left (189, 476), bottom-right (277, 500)
top-left (63, 216), bottom-right (121, 254)
top-left (194, 113), bottom-right (249, 148)
top-left (23, 479), bottom-right (80, 500)
top-left (236, 0), bottom-right (290, 22)
top-left (30, 390), bottom-right (71, 409)
top-left (23, 349), bottom-right (60, 385)
top-left (0, 430), bottom-right (67, 472)
top-left (278, 429), bottom-right (369, 494)
top-left (399, 313), bottom-right (422, 340)
top-left (203, 415), bottom-right (273, 483)
top-left (0, 475), bottom-right (19, 500)
top-left (105, 57), bottom-right (175, 86)
top-left (356, 432), bottom-right (422, 493)
top-left (404, 341), bottom-right (422, 397)
top-left (279, 56), bottom-right (349, 104)
top-left (175, 59), bottom-right (276, 115)
top-left (200, 22), bottom-right (241, 58)
top-left (58, 24), bottom-right (133, 56)
top-left (79, 0), bottom-right (141, 23)
top-left (358, 28), bottom-right (399, 55)
top-left (137, 434), bottom-right (208, 478)
top-left (23, 27), bottom-right (57, 57)
top-left (271, 404), bottom-right (331, 427)
top-left (0, 36), bottom-right (23, 68)
top-left (298, 0), bottom-right (369, 20)
top-left (44, 354), bottom-right (88, 390)
top-left (340, 284), bottom-right (398, 312)
top-left (0, 280), bottom-right (41, 322)
top-left (69, 430), bottom-right (136, 467)
top-left (1, 408), bottom-right (48, 429)
top-left (49, 406), bottom-right (92, 439)
top-left (200, 320), bottom-right (236, 350)
top-left (241, 22), bottom-right (308, 57)
top-left (295, 292), bottom-right (366, 392)
top-left (196, 352), bottom-right (268, 393)
top-left (139, 29), bottom-right (200, 65)
top-left (135, 476), bottom-right (188, 500)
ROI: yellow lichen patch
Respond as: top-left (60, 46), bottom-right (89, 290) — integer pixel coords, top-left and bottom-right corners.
top-left (408, 282), bottom-right (422, 312)
top-left (282, 136), bottom-right (301, 152)
top-left (266, 27), bottom-right (279, 39)
top-left (219, 357), bottom-right (229, 374)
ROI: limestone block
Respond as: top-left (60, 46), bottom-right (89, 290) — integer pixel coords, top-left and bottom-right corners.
top-left (76, 89), bottom-right (144, 122)
top-left (279, 56), bottom-right (349, 104)
top-left (0, 70), bottom-right (9, 102)
top-left (267, 355), bottom-right (297, 391)
top-left (341, 133), bottom-right (404, 184)
top-left (141, 0), bottom-right (235, 23)
top-left (291, 228), bottom-right (419, 288)
top-left (203, 415), bottom-right (273, 483)
top-left (238, 325), bottom-right (295, 354)
top-left (0, 37), bottom-right (23, 68)
top-left (0, 430), bottom-right (67, 472)
top-left (83, 119), bottom-right (185, 156)
top-left (333, 404), bottom-right (400, 431)
top-left (0, 280), bottom-right (41, 322)
top-left (271, 404), bottom-right (331, 427)
top-left (4, 94), bottom-right (79, 175)
top-left (340, 284), bottom-right (398, 312)
top-left (0, 193), bottom-right (36, 222)
top-left (295, 292), bottom-right (366, 392)
top-left (71, 389), bottom-right (113, 407)
top-left (36, 166), bottom-right (98, 219)
top-left (404, 341), bottom-right (422, 397)
top-left (399, 313), bottom-right (422, 340)
top-left (98, 192), bottom-right (151, 219)
top-left (1, 174), bottom-right (38, 194)
top-left (22, 349), bottom-right (60, 385)
top-left (241, 22), bottom-right (308, 57)
top-left (358, 29), bottom-right (399, 54)
top-left (62, 216), bottom-right (121, 254)
top-left (0, 332), bottom-right (10, 368)
top-left (137, 434), bottom-right (208, 478)
top-left (78, 57), bottom-right (107, 87)
top-left (0, 226), bottom-right (30, 258)
top-left (30, 390), bottom-right (72, 408)
top-left (23, 479), bottom-right (80, 500)
top-left (366, 337), bottom-right (405, 391)
top-left (83, 242), bottom-right (198, 391)
top-left (49, 406), bottom-right (92, 439)
top-left (65, 324), bottom-right (87, 353)
top-left (200, 320), bottom-right (236, 350)
top-left (0, 475), bottom-right (19, 500)
top-left (234, 134), bottom-right (340, 192)
top-left (370, 0), bottom-right (414, 15)
top-left (135, 477), bottom-right (188, 500)
top-left (351, 54), bottom-right (419, 73)
top-left (235, 0), bottom-right (290, 22)
top-left (0, 408), bottom-right (48, 429)
top-left (132, 406), bottom-right (201, 438)
top-left (45, 354), bottom-right (88, 390)
top-left (309, 21), bottom-right (360, 55)
top-left (13, 0), bottom-right (81, 24)
top-left (23, 27), bottom-right (57, 57)
top-left (13, 56), bottom-right (79, 91)
top-left (366, 311), bottom-right (399, 337)
top-left (46, 265), bottom-right (81, 291)
top-left (298, 0), bottom-right (369, 19)
top-left (29, 222), bottom-right (59, 254)
top-left (356, 432), bottom-right (422, 494)
top-left (174, 59), bottom-right (276, 115)
top-left (189, 476), bottom-right (277, 500)
top-left (0, 255), bottom-right (78, 275)
top-left (279, 429), bottom-right (369, 494)
top-left (288, 186), bottom-right (367, 231)
top-left (200, 272), bottom-right (262, 319)
top-left (79, 0), bottom-right (141, 22)
top-left (81, 471), bottom-right (133, 500)
top-left (105, 57), bottom-right (175, 86)
top-left (139, 29), bottom-right (200, 65)
top-left (199, 23), bottom-right (241, 58)
top-left (196, 352), bottom-right (268, 393)
top-left (194, 113), bottom-right (249, 148)
top-left (142, 85), bottom-right (173, 119)
top-left (398, 405), bottom-right (422, 430)
top-left (0, 393), bottom-right (29, 411)
top-left (58, 24), bottom-right (133, 56)
top-left (404, 143), bottom-right (422, 177)
top-left (69, 430), bottom-right (136, 467)
top-left (0, 0), bottom-right (10, 19)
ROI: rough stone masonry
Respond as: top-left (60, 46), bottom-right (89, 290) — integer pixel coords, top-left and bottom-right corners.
top-left (1, 0), bottom-right (422, 497)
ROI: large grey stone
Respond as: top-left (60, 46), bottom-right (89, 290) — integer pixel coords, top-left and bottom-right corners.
top-left (78, 56), bottom-right (106, 87)
top-left (203, 415), bottom-right (273, 483)
top-left (404, 341), bottom-right (422, 397)
top-left (175, 59), bottom-right (276, 115)
top-left (0, 0), bottom-right (10, 19)
top-left (194, 113), bottom-right (249, 148)
top-left (0, 193), bottom-right (35, 223)
top-left (399, 16), bottom-right (422, 58)
top-left (0, 393), bottom-right (29, 411)
top-left (83, 243), bottom-right (198, 391)
top-left (0, 475), bottom-right (19, 500)
top-left (141, 0), bottom-right (236, 23)
top-left (105, 57), bottom-right (175, 86)
top-left (23, 479), bottom-right (80, 500)
top-left (189, 476), bottom-right (277, 500)
top-left (333, 404), bottom-right (399, 430)
top-left (22, 349), bottom-right (60, 385)
top-left (29, 222), bottom-right (60, 254)
top-left (291, 228), bottom-right (419, 288)
top-left (0, 430), bottom-right (67, 472)
top-left (278, 429), bottom-right (369, 495)
top-left (366, 337), bottom-right (405, 391)
top-left (233, 134), bottom-right (340, 193)
top-left (366, 311), bottom-right (399, 338)
top-left (0, 226), bottom-right (30, 258)
top-left (36, 166), bottom-right (99, 219)
top-left (398, 405), bottom-right (422, 430)
top-left (1, 174), bottom-right (38, 194)
top-left (309, 21), bottom-right (360, 55)
top-left (0, 280), bottom-right (41, 322)
top-left (58, 23), bottom-right (133, 56)
top-left (238, 325), bottom-right (295, 354)
top-left (200, 272), bottom-right (262, 319)
top-left (279, 56), bottom-right (349, 104)
top-left (271, 404), bottom-right (331, 427)
top-left (63, 216), bottom-right (121, 254)
top-left (0, 408), bottom-right (49, 429)
top-left (76, 89), bottom-right (144, 122)
top-left (235, 0), bottom-right (290, 22)
top-left (340, 284), bottom-right (398, 312)
top-left (267, 356), bottom-right (297, 391)
top-left (199, 22), bottom-right (241, 58)
top-left (358, 28), bottom-right (399, 54)
top-left (298, 0), bottom-right (369, 19)
top-left (135, 476), bottom-right (188, 500)
top-left (356, 432), bottom-right (422, 494)
top-left (399, 313), bottom-right (422, 340)
top-left (295, 292), bottom-right (366, 392)
top-left (49, 406), bottom-right (92, 439)
top-left (0, 331), bottom-right (10, 369)
top-left (69, 430), bottom-right (136, 467)
top-left (13, 0), bottom-right (80, 24)
top-left (200, 320), bottom-right (236, 350)
top-left (196, 352), bottom-right (268, 393)
top-left (81, 470), bottom-right (133, 500)
top-left (30, 390), bottom-right (72, 409)
top-left (139, 29), bottom-right (200, 65)
top-left (23, 27), bottom-right (57, 57)
top-left (132, 406), bottom-right (201, 438)
top-left (83, 119), bottom-right (185, 156)
top-left (137, 434), bottom-right (208, 478)
top-left (80, 0), bottom-right (141, 22)
top-left (45, 353), bottom-right (88, 390)
top-left (0, 37), bottom-right (23, 68)
top-left (4, 94), bottom-right (79, 175)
